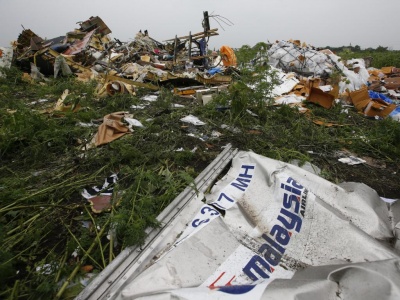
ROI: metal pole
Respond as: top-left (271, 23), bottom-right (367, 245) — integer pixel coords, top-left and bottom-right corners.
top-left (173, 35), bottom-right (178, 65)
top-left (188, 32), bottom-right (192, 60)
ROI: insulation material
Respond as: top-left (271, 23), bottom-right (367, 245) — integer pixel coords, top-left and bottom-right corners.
top-left (251, 66), bottom-right (300, 101)
top-left (268, 66), bottom-right (299, 96)
top-left (267, 40), bottom-right (370, 93)
top-left (267, 40), bottom-right (333, 76)
top-left (0, 47), bottom-right (13, 77)
top-left (53, 55), bottom-right (73, 78)
top-left (220, 45), bottom-right (237, 67)
top-left (30, 63), bottom-right (48, 82)
top-left (274, 94), bottom-right (305, 105)
top-left (90, 112), bottom-right (132, 147)
top-left (106, 151), bottom-right (399, 300)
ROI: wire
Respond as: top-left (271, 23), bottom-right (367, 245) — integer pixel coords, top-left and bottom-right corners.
top-left (207, 14), bottom-right (234, 32)
top-left (212, 15), bottom-right (234, 26)
top-left (211, 17), bottom-right (226, 31)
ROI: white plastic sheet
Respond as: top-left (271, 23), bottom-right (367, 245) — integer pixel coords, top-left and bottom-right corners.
top-left (180, 115), bottom-right (206, 126)
top-left (124, 117), bottom-right (145, 128)
top-left (107, 151), bottom-right (399, 300)
top-left (274, 94), bottom-right (305, 105)
top-left (268, 67), bottom-right (299, 96)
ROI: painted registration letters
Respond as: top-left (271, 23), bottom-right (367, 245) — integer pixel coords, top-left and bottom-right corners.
top-left (192, 218), bottom-right (209, 228)
top-left (230, 164), bottom-right (255, 192)
top-left (201, 206), bottom-right (220, 216)
top-left (192, 205), bottom-right (220, 228)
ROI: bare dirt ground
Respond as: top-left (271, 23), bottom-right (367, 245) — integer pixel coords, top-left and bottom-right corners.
top-left (314, 156), bottom-right (399, 198)
top-left (194, 136), bottom-right (399, 199)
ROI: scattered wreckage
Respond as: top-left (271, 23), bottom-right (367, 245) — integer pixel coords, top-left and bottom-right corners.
top-left (3, 17), bottom-right (400, 122)
top-left (263, 39), bottom-right (400, 121)
top-left (77, 145), bottom-right (400, 300)
top-left (75, 39), bottom-right (400, 299)
top-left (8, 14), bottom-right (238, 100)
top-left (2, 14), bottom-right (400, 300)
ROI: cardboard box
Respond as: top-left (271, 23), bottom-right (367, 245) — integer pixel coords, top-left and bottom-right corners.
top-left (307, 87), bottom-right (335, 109)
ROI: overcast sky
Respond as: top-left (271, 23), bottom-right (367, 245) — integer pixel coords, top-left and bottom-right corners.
top-left (1, 0), bottom-right (399, 51)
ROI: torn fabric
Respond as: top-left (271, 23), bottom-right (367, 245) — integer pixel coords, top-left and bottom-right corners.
top-left (90, 112), bottom-right (132, 147)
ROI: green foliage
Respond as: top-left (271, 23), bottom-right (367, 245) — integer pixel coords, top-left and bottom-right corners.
top-left (112, 164), bottom-right (194, 248)
top-left (336, 48), bottom-right (400, 68)
top-left (235, 45), bottom-right (254, 65)
top-left (1, 43), bottom-right (400, 299)
top-left (235, 42), bottom-right (269, 66)
top-left (228, 81), bottom-right (252, 116)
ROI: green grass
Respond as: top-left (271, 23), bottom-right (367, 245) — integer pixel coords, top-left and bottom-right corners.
top-left (1, 59), bottom-right (400, 299)
top-left (337, 49), bottom-right (400, 68)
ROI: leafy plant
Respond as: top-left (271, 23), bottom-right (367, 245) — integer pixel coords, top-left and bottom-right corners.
top-left (1, 46), bottom-right (400, 299)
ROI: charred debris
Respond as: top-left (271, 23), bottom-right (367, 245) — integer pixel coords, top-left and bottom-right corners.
top-left (11, 13), bottom-right (238, 95)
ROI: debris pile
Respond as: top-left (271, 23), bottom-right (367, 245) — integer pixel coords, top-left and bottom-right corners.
top-left (263, 39), bottom-right (400, 121)
top-left (8, 17), bottom-right (399, 122)
top-left (2, 17), bottom-right (400, 300)
top-left (9, 15), bottom-right (238, 97)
